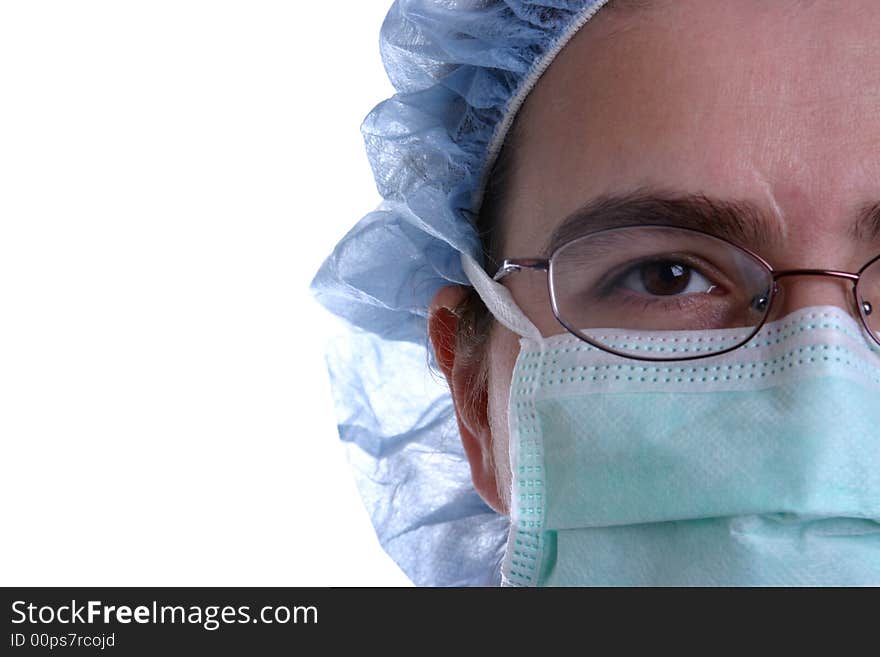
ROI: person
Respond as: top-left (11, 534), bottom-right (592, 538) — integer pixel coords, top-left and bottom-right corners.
top-left (312, 0), bottom-right (880, 586)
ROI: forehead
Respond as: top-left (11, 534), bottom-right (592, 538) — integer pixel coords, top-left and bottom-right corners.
top-left (502, 0), bottom-right (880, 262)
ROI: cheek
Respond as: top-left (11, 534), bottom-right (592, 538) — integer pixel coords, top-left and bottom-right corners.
top-left (486, 322), bottom-right (522, 515)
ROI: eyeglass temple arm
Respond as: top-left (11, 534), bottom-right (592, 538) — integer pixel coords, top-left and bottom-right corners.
top-left (493, 258), bottom-right (550, 281)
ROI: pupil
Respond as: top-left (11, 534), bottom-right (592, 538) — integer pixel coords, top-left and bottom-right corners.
top-left (641, 261), bottom-right (690, 295)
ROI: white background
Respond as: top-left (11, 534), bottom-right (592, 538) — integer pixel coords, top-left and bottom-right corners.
top-left (0, 1), bottom-right (413, 586)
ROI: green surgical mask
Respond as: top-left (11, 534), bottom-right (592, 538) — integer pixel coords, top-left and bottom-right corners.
top-left (497, 305), bottom-right (880, 585)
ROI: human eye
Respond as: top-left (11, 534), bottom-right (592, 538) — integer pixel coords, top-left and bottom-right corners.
top-left (593, 253), bottom-right (729, 313)
top-left (614, 256), bottom-right (722, 299)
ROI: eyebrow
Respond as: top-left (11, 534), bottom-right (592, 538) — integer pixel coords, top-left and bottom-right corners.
top-left (541, 186), bottom-right (880, 258)
top-left (851, 199), bottom-right (880, 243)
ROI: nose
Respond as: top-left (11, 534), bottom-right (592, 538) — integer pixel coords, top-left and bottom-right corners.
top-left (767, 272), bottom-right (859, 322)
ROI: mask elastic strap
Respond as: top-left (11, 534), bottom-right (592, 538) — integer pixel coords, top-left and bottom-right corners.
top-left (461, 253), bottom-right (542, 341)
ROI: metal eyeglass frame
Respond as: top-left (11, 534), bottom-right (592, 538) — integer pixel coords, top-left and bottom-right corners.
top-left (492, 223), bottom-right (880, 362)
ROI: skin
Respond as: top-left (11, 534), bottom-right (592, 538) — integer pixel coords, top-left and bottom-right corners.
top-left (428, 0), bottom-right (880, 514)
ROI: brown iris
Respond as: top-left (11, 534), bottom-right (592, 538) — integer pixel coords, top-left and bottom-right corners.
top-left (640, 260), bottom-right (691, 295)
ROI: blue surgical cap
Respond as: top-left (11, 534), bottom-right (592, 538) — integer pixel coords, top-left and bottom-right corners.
top-left (311, 0), bottom-right (612, 586)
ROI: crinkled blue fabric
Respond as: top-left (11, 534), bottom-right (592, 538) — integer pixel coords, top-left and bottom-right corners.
top-left (325, 329), bottom-right (509, 586)
top-left (310, 0), bottom-right (611, 586)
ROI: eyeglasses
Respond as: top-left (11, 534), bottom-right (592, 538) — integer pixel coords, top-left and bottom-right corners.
top-left (493, 224), bottom-right (880, 361)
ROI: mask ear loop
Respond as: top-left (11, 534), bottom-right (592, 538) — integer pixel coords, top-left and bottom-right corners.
top-left (461, 252), bottom-right (550, 587)
top-left (460, 253), bottom-right (543, 342)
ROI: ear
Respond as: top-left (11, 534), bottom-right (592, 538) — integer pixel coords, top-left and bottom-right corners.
top-left (428, 285), bottom-right (504, 513)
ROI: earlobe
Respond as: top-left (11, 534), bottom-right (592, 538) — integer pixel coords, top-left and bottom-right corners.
top-left (428, 285), bottom-right (504, 513)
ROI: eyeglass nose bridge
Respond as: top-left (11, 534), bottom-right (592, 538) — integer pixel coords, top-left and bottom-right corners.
top-left (771, 268), bottom-right (860, 283)
top-left (766, 268), bottom-right (871, 318)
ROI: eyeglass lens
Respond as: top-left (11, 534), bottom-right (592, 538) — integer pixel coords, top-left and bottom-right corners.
top-left (549, 226), bottom-right (777, 359)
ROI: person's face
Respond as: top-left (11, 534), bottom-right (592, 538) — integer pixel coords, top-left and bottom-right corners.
top-left (472, 0), bottom-right (880, 513)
